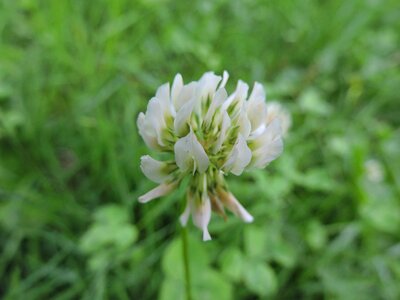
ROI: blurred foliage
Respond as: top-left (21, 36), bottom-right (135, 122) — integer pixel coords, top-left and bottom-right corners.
top-left (1, 0), bottom-right (399, 299)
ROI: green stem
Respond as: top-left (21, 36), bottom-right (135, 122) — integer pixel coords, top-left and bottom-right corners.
top-left (181, 226), bottom-right (192, 300)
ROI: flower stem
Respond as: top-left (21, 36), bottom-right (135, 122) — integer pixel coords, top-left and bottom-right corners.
top-left (181, 226), bottom-right (192, 300)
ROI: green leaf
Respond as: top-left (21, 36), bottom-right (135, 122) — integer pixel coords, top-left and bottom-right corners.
top-left (80, 223), bottom-right (138, 253)
top-left (243, 261), bottom-right (278, 297)
top-left (160, 270), bottom-right (232, 300)
top-left (272, 240), bottom-right (297, 268)
top-left (195, 269), bottom-right (232, 300)
top-left (244, 226), bottom-right (268, 259)
top-left (360, 192), bottom-right (400, 234)
top-left (219, 248), bottom-right (244, 282)
top-left (319, 266), bottom-right (375, 300)
top-left (159, 278), bottom-right (185, 300)
top-left (94, 204), bottom-right (130, 225)
top-left (305, 220), bottom-right (327, 251)
top-left (79, 205), bottom-right (138, 255)
top-left (0, 82), bottom-right (12, 99)
top-left (296, 168), bottom-right (336, 191)
top-left (161, 236), bottom-right (209, 281)
top-left (161, 237), bottom-right (232, 300)
top-left (299, 88), bottom-right (332, 116)
top-left (88, 251), bottom-right (110, 271)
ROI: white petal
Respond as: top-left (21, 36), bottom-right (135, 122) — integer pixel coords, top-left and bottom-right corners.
top-left (223, 147), bottom-right (238, 171)
top-left (237, 106), bottom-right (251, 138)
top-left (247, 83), bottom-right (267, 132)
top-left (174, 82), bottom-right (197, 111)
top-left (138, 182), bottom-right (176, 203)
top-left (192, 195), bottom-right (212, 241)
top-left (210, 194), bottom-right (226, 219)
top-left (223, 134), bottom-right (252, 175)
top-left (174, 133), bottom-right (192, 172)
top-left (137, 112), bottom-right (159, 150)
top-left (252, 137), bottom-right (283, 168)
top-left (189, 132), bottom-right (209, 173)
top-left (191, 72), bottom-right (222, 117)
top-left (251, 119), bottom-right (283, 168)
top-left (213, 111), bottom-right (231, 153)
top-left (203, 228), bottom-right (212, 241)
top-left (248, 100), bottom-right (268, 132)
top-left (157, 82), bottom-right (176, 117)
top-left (171, 74), bottom-right (183, 105)
top-left (146, 97), bottom-right (167, 146)
top-left (255, 118), bottom-right (282, 145)
top-left (198, 72), bottom-right (222, 100)
top-left (235, 80), bottom-right (249, 100)
top-left (221, 93), bottom-right (236, 111)
top-left (248, 82), bottom-right (265, 103)
top-left (204, 88), bottom-right (228, 126)
top-left (179, 194), bottom-right (192, 226)
top-left (251, 123), bottom-right (266, 138)
top-left (219, 71), bottom-right (229, 88)
top-left (265, 102), bottom-right (279, 125)
top-left (174, 130), bottom-right (209, 174)
top-left (140, 155), bottom-right (171, 184)
top-left (174, 99), bottom-right (195, 136)
top-left (221, 80), bottom-right (248, 115)
top-left (218, 189), bottom-right (254, 223)
top-left (231, 135), bottom-right (252, 175)
top-left (156, 83), bottom-right (170, 105)
top-left (266, 101), bottom-right (292, 137)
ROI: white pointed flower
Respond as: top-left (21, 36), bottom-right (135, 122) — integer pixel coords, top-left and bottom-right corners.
top-left (137, 96), bottom-right (172, 149)
top-left (140, 155), bottom-right (174, 184)
top-left (191, 175), bottom-right (212, 241)
top-left (247, 82), bottom-right (268, 132)
top-left (174, 98), bottom-right (196, 136)
top-left (179, 193), bottom-right (192, 227)
top-left (174, 81), bottom-right (197, 112)
top-left (223, 134), bottom-right (252, 176)
top-left (204, 88), bottom-right (228, 127)
top-left (217, 188), bottom-right (254, 223)
top-left (212, 111), bottom-right (231, 154)
top-left (174, 130), bottom-right (209, 174)
top-left (138, 182), bottom-right (177, 203)
top-left (249, 119), bottom-right (284, 168)
top-left (137, 112), bottom-right (159, 150)
top-left (265, 101), bottom-right (292, 137)
top-left (197, 72), bottom-right (223, 101)
top-left (137, 71), bottom-right (284, 240)
top-left (171, 73), bottom-right (183, 107)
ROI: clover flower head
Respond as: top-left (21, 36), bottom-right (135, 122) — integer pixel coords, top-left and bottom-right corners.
top-left (137, 71), bottom-right (284, 240)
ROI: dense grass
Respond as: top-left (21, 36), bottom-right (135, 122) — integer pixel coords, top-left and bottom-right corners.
top-left (1, 0), bottom-right (399, 299)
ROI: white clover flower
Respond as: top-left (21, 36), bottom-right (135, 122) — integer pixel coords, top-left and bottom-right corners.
top-left (265, 101), bottom-right (292, 137)
top-left (137, 71), bottom-right (284, 240)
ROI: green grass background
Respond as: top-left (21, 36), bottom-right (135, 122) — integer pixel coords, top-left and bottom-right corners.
top-left (1, 0), bottom-right (399, 299)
